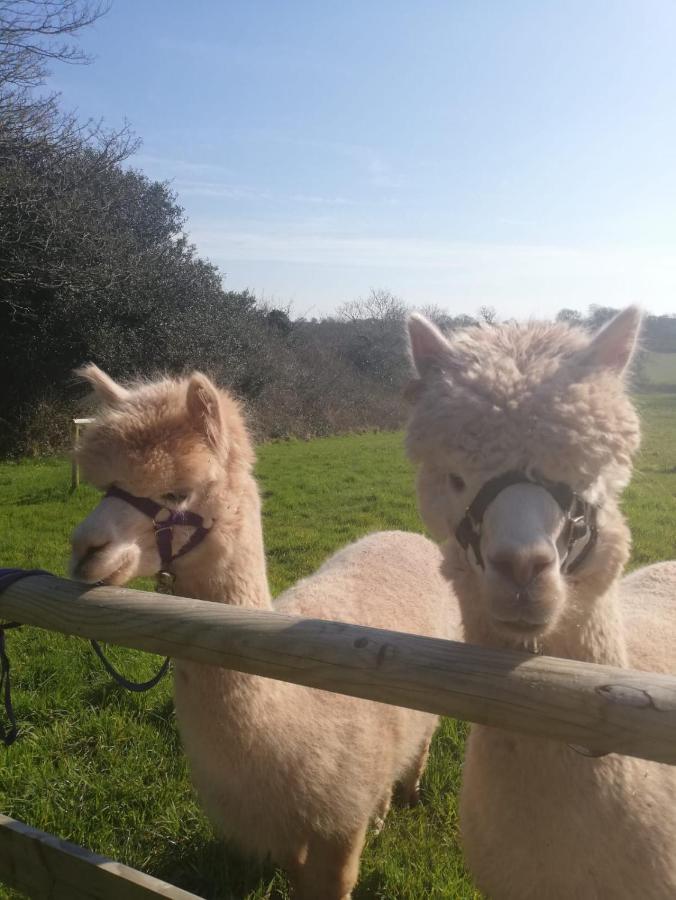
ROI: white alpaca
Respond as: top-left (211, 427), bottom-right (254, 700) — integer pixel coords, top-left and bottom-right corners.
top-left (406, 307), bottom-right (676, 899)
top-left (69, 366), bottom-right (461, 900)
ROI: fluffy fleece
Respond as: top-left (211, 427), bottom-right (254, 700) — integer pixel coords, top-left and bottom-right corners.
top-left (71, 366), bottom-right (461, 900)
top-left (405, 308), bottom-right (676, 900)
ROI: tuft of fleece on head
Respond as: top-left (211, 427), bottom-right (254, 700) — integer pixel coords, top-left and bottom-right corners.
top-left (74, 367), bottom-right (254, 497)
top-left (406, 310), bottom-right (642, 500)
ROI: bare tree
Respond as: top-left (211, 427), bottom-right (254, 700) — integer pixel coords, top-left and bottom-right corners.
top-left (418, 303), bottom-right (451, 328)
top-left (417, 303), bottom-right (479, 331)
top-left (478, 304), bottom-right (497, 325)
top-left (338, 288), bottom-right (408, 322)
top-left (0, 0), bottom-right (108, 142)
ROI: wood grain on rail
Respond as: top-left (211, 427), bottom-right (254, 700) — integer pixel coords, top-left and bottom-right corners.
top-left (2, 574), bottom-right (676, 763)
top-left (0, 814), bottom-right (201, 899)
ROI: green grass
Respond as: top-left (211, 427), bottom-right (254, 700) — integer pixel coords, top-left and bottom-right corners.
top-left (624, 395), bottom-right (676, 566)
top-left (0, 397), bottom-right (674, 899)
top-left (643, 350), bottom-right (676, 387)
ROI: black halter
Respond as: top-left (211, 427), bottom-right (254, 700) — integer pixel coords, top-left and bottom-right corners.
top-left (455, 471), bottom-right (598, 575)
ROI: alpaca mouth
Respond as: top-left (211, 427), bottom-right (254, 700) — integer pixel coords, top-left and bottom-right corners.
top-left (90, 564), bottom-right (131, 586)
top-left (72, 549), bottom-right (134, 586)
top-left (494, 618), bottom-right (548, 637)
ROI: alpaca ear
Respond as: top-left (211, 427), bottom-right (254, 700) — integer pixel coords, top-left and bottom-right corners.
top-left (578, 306), bottom-right (642, 375)
top-left (75, 364), bottom-right (129, 405)
top-left (186, 373), bottom-right (223, 450)
top-left (407, 314), bottom-right (454, 376)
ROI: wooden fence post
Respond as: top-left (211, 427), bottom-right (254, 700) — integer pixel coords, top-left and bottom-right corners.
top-left (70, 418), bottom-right (94, 492)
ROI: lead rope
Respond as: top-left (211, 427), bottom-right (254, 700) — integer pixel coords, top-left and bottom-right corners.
top-left (0, 568), bottom-right (170, 746)
top-left (89, 572), bottom-right (172, 693)
top-left (90, 640), bottom-right (170, 692)
top-left (0, 622), bottom-right (22, 746)
top-left (0, 569), bottom-right (51, 746)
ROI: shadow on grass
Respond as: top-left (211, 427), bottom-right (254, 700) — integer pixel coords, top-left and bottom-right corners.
top-left (151, 832), bottom-right (286, 900)
top-left (83, 682), bottom-right (182, 740)
top-left (352, 867), bottom-right (392, 900)
top-left (11, 486), bottom-right (70, 506)
top-left (152, 834), bottom-right (394, 900)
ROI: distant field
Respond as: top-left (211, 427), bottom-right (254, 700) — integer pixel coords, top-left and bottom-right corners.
top-left (0, 395), bottom-right (675, 899)
top-left (643, 351), bottom-right (676, 387)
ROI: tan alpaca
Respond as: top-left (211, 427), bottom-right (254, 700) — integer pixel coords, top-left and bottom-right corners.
top-left (406, 307), bottom-right (676, 900)
top-left (69, 366), bottom-right (460, 900)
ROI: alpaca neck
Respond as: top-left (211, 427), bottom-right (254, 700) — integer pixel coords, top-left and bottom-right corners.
top-left (170, 472), bottom-right (275, 715)
top-left (172, 474), bottom-right (272, 610)
top-left (537, 587), bottom-right (627, 666)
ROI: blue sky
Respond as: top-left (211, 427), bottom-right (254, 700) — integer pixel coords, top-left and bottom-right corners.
top-left (49, 0), bottom-right (676, 318)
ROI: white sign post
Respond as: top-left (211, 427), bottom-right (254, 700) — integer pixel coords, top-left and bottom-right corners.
top-left (71, 418), bottom-right (94, 491)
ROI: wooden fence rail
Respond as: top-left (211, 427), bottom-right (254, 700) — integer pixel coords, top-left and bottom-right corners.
top-left (0, 815), bottom-right (200, 900)
top-left (2, 573), bottom-right (676, 764)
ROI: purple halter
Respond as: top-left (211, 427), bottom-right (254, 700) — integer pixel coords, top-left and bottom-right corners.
top-left (105, 485), bottom-right (213, 572)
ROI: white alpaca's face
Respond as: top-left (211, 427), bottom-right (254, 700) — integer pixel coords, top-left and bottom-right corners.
top-left (417, 466), bottom-right (569, 637)
top-left (407, 307), bottom-right (642, 641)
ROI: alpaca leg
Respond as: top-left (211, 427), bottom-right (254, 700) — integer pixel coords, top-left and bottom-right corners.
top-left (373, 788), bottom-right (392, 834)
top-left (400, 737), bottom-right (432, 807)
top-left (290, 825), bottom-right (367, 900)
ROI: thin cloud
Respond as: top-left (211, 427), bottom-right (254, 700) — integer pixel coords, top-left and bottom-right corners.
top-left (188, 226), bottom-right (676, 313)
top-left (175, 180), bottom-right (355, 207)
top-left (130, 154), bottom-right (236, 181)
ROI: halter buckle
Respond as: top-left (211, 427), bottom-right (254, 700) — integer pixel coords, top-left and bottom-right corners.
top-left (153, 523), bottom-right (173, 535)
top-left (569, 515), bottom-right (589, 541)
top-left (156, 571), bottom-right (176, 594)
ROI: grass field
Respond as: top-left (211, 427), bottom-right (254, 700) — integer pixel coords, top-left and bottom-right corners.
top-left (643, 351), bottom-right (676, 388)
top-left (0, 395), bottom-right (674, 899)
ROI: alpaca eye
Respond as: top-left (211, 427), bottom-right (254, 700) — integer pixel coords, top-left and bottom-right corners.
top-left (449, 474), bottom-right (466, 492)
top-left (161, 492), bottom-right (187, 505)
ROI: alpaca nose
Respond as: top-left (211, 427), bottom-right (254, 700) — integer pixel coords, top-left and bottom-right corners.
top-left (70, 541), bottom-right (110, 577)
top-left (488, 544), bottom-right (556, 587)
top-left (70, 519), bottom-right (110, 573)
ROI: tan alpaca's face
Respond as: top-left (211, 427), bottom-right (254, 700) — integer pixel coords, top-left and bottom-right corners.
top-left (406, 308), bottom-right (642, 640)
top-left (69, 367), bottom-right (245, 585)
